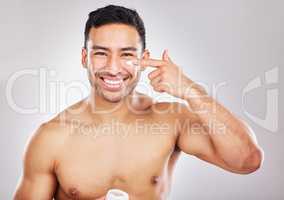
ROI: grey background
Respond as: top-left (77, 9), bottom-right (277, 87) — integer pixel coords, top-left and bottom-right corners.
top-left (0, 0), bottom-right (283, 199)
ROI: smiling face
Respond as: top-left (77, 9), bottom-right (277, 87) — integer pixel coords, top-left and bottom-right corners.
top-left (82, 23), bottom-right (149, 102)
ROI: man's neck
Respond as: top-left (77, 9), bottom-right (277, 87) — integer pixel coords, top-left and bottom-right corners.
top-left (87, 89), bottom-right (139, 120)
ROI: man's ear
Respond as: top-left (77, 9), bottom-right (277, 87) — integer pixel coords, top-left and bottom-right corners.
top-left (81, 47), bottom-right (88, 68)
top-left (141, 49), bottom-right (150, 71)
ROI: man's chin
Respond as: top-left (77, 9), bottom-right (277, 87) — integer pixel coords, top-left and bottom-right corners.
top-left (101, 91), bottom-right (124, 103)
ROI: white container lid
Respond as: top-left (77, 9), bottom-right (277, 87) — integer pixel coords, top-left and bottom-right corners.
top-left (105, 189), bottom-right (129, 200)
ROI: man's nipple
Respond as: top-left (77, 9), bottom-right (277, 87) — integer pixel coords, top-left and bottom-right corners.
top-left (69, 187), bottom-right (79, 199)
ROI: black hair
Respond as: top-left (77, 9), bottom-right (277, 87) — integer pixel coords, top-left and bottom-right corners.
top-left (84, 5), bottom-right (146, 50)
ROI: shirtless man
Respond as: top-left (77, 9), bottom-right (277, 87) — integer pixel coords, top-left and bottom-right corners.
top-left (14, 4), bottom-right (264, 200)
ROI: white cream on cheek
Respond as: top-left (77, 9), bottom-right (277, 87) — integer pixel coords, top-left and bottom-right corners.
top-left (124, 59), bottom-right (141, 79)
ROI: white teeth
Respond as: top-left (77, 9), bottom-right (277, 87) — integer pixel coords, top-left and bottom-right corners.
top-left (103, 79), bottom-right (122, 87)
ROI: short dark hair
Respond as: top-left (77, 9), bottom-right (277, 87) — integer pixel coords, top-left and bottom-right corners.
top-left (84, 5), bottom-right (146, 51)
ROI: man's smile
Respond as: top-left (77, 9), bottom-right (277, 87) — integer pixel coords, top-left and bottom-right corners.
top-left (99, 74), bottom-right (130, 92)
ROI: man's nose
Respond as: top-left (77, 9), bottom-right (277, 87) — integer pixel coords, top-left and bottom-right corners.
top-left (106, 56), bottom-right (121, 73)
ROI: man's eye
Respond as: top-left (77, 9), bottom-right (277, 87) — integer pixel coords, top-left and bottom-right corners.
top-left (94, 52), bottom-right (107, 56)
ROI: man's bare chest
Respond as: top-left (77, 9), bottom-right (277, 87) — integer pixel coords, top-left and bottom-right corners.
top-left (54, 118), bottom-right (178, 199)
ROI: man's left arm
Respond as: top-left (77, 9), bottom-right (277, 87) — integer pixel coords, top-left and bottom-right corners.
top-left (140, 50), bottom-right (264, 174)
top-left (177, 88), bottom-right (264, 174)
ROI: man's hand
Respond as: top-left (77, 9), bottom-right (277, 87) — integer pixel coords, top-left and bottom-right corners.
top-left (139, 50), bottom-right (196, 98)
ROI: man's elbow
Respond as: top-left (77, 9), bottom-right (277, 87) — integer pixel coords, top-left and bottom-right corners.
top-left (239, 148), bottom-right (264, 174)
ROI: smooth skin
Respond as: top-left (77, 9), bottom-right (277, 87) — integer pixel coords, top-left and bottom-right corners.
top-left (14, 24), bottom-right (264, 200)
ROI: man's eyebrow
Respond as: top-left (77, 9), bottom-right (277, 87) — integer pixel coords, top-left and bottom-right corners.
top-left (120, 47), bottom-right (137, 51)
top-left (91, 45), bottom-right (138, 52)
top-left (91, 45), bottom-right (110, 51)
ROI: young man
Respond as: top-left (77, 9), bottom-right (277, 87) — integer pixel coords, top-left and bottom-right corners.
top-left (14, 4), bottom-right (264, 200)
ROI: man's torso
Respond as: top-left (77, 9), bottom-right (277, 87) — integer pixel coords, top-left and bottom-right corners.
top-left (48, 99), bottom-right (184, 200)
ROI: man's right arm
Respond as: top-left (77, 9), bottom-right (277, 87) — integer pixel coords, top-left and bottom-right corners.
top-left (14, 123), bottom-right (60, 200)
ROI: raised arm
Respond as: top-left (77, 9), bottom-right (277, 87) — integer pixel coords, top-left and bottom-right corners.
top-left (14, 123), bottom-right (60, 199)
top-left (176, 100), bottom-right (264, 174)
top-left (143, 50), bottom-right (264, 174)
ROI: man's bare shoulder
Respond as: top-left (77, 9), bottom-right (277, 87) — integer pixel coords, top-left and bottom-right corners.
top-left (22, 120), bottom-right (68, 174)
top-left (24, 99), bottom-right (90, 169)
top-left (151, 100), bottom-right (185, 113)
top-left (29, 99), bottom-right (88, 151)
top-left (150, 100), bottom-right (199, 122)
top-left (28, 120), bottom-right (68, 154)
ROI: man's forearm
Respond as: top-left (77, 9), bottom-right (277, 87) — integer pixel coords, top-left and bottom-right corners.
top-left (183, 81), bottom-right (263, 170)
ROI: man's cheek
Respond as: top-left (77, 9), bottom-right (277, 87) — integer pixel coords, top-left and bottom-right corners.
top-left (92, 59), bottom-right (106, 70)
top-left (122, 65), bottom-right (139, 79)
top-left (88, 62), bottom-right (105, 78)
top-left (87, 65), bottom-right (100, 81)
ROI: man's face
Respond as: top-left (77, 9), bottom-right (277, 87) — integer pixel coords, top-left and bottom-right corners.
top-left (82, 24), bottom-right (148, 102)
